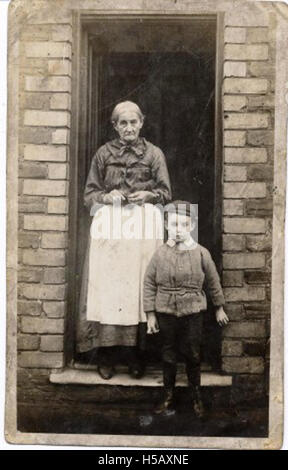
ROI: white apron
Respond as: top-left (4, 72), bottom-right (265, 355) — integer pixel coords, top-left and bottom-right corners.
top-left (86, 203), bottom-right (163, 325)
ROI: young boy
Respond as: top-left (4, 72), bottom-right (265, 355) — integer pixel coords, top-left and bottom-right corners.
top-left (143, 200), bottom-right (229, 417)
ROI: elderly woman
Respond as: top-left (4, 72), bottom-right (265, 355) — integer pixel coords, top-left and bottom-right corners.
top-left (77, 101), bottom-right (171, 380)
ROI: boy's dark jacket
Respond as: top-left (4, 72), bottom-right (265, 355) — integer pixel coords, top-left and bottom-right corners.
top-left (143, 240), bottom-right (225, 316)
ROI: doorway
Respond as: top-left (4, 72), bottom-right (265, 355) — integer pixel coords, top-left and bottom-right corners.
top-left (72, 17), bottom-right (223, 369)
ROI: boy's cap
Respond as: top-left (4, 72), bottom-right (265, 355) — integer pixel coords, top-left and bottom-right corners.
top-left (165, 200), bottom-right (197, 218)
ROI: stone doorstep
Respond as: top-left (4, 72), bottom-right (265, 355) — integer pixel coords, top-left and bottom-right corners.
top-left (50, 366), bottom-right (232, 387)
top-left (73, 361), bottom-right (213, 372)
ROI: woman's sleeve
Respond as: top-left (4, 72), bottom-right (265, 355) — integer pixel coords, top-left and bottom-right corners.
top-left (151, 148), bottom-right (172, 205)
top-left (143, 252), bottom-right (158, 313)
top-left (84, 150), bottom-right (106, 212)
top-left (201, 248), bottom-right (225, 307)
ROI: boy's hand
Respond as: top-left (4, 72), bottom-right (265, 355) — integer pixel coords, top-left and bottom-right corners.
top-left (147, 312), bottom-right (159, 334)
top-left (215, 307), bottom-right (229, 327)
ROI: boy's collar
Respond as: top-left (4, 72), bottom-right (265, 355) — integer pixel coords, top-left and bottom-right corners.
top-left (166, 237), bottom-right (197, 249)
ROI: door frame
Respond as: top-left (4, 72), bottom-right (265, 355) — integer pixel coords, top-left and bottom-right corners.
top-left (65, 12), bottom-right (224, 366)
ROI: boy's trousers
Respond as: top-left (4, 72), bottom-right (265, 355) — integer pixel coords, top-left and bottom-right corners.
top-left (156, 312), bottom-right (203, 389)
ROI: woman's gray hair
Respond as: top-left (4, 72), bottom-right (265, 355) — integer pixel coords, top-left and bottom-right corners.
top-left (111, 101), bottom-right (145, 124)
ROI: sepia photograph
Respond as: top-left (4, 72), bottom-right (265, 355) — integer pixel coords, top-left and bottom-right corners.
top-left (5, 0), bottom-right (287, 449)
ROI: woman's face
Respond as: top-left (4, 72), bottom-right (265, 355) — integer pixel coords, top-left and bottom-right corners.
top-left (113, 111), bottom-right (143, 144)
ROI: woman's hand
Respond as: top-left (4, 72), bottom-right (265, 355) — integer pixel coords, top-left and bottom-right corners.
top-left (215, 307), bottom-right (229, 327)
top-left (127, 191), bottom-right (156, 205)
top-left (103, 189), bottom-right (126, 204)
top-left (147, 312), bottom-right (159, 335)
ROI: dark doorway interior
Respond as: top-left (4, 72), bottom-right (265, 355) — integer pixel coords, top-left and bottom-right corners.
top-left (99, 52), bottom-right (215, 251)
top-left (75, 19), bottom-right (222, 369)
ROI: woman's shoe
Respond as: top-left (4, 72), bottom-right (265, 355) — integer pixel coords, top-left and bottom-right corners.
top-left (128, 362), bottom-right (145, 379)
top-left (97, 365), bottom-right (115, 380)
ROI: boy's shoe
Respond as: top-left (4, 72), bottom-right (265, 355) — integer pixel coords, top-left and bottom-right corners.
top-left (97, 365), bottom-right (115, 380)
top-left (193, 397), bottom-right (205, 419)
top-left (154, 389), bottom-right (176, 416)
top-left (190, 386), bottom-right (205, 418)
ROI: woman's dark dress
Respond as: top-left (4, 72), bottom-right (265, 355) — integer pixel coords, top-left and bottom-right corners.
top-left (77, 137), bottom-right (171, 353)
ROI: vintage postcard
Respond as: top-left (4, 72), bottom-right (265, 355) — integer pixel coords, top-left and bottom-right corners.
top-left (5, 0), bottom-right (286, 449)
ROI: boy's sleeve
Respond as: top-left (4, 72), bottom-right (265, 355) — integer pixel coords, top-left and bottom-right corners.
top-left (143, 251), bottom-right (158, 313)
top-left (201, 248), bottom-right (225, 307)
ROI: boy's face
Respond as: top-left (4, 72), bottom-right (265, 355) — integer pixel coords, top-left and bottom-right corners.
top-left (165, 212), bottom-right (194, 243)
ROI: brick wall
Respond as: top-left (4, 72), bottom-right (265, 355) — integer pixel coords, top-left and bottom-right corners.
top-left (15, 2), bottom-right (275, 405)
top-left (221, 11), bottom-right (275, 404)
top-left (17, 14), bottom-right (72, 370)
